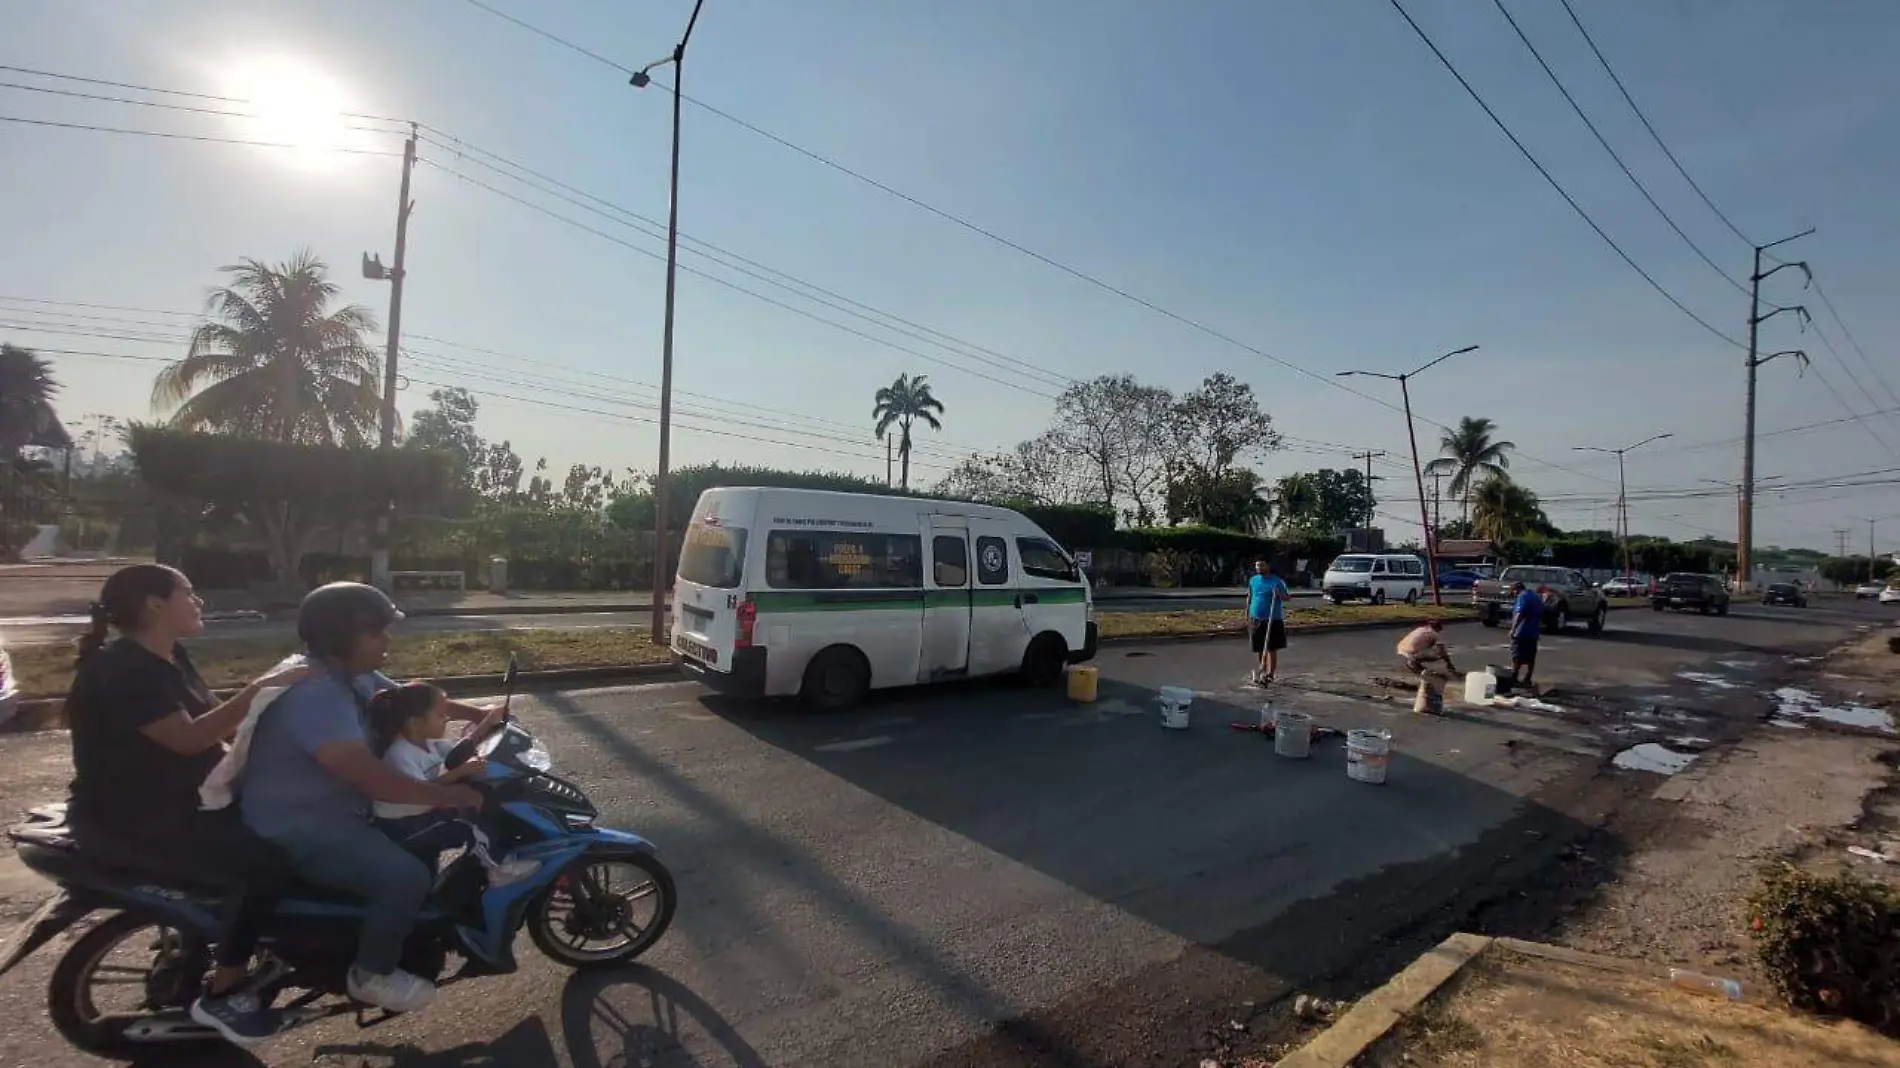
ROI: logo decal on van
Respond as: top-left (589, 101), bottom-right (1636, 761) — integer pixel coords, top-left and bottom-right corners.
top-left (981, 543), bottom-right (1006, 574)
top-left (825, 541), bottom-right (873, 575)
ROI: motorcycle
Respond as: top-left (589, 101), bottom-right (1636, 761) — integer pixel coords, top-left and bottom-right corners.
top-left (0, 657), bottom-right (677, 1056)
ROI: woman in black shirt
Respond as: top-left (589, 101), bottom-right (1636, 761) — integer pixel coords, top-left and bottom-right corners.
top-left (65, 564), bottom-right (310, 1048)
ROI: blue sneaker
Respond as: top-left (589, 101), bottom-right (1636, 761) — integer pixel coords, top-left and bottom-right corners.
top-left (190, 990), bottom-right (283, 1048)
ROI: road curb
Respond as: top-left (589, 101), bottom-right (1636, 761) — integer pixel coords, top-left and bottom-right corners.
top-left (1274, 932), bottom-right (1493, 1067)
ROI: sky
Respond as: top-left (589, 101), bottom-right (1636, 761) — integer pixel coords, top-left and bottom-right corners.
top-left (2, 0), bottom-right (1897, 554)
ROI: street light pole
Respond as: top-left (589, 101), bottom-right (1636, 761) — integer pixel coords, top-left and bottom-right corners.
top-left (632, 0), bottom-right (708, 645)
top-left (1338, 344), bottom-right (1480, 607)
top-left (1573, 432), bottom-right (1671, 584)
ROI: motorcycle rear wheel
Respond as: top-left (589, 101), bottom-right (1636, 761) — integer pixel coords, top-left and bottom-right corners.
top-left (49, 911), bottom-right (216, 1056)
top-left (528, 851), bottom-right (677, 968)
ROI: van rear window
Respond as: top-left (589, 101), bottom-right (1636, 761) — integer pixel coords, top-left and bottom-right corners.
top-left (678, 524), bottom-right (747, 589)
top-left (766, 531), bottom-right (922, 590)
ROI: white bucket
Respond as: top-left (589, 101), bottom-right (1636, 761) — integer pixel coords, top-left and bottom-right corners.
top-left (1347, 730), bottom-right (1391, 784)
top-left (1463, 670), bottom-right (1498, 705)
top-left (1273, 709), bottom-right (1312, 758)
top-left (1158, 685), bottom-right (1194, 730)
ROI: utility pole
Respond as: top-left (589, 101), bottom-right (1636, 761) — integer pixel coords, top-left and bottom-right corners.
top-left (886, 436), bottom-right (892, 488)
top-left (1833, 528), bottom-right (1849, 562)
top-left (1429, 469), bottom-right (1445, 535)
top-left (1870, 517), bottom-right (1878, 583)
top-left (1339, 345), bottom-right (1481, 607)
top-left (1351, 450), bottom-right (1387, 531)
top-left (1740, 229), bottom-right (1815, 593)
top-left (364, 123), bottom-right (418, 592)
top-left (1574, 433), bottom-right (1671, 584)
top-left (631, 0), bottom-right (709, 645)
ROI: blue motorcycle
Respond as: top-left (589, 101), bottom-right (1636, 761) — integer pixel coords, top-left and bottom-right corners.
top-left (0, 665), bottom-right (676, 1057)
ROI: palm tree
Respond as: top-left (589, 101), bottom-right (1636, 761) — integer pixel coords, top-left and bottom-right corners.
top-left (0, 344), bottom-right (71, 455)
top-left (872, 373), bottom-right (944, 491)
top-left (152, 250), bottom-right (384, 445)
top-left (1470, 476), bottom-right (1546, 542)
top-left (1423, 416), bottom-right (1515, 523)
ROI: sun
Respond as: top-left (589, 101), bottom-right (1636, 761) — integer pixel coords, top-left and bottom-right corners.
top-left (221, 56), bottom-right (362, 165)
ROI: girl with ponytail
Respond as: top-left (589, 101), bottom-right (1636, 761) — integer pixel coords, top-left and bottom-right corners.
top-left (63, 564), bottom-right (313, 1046)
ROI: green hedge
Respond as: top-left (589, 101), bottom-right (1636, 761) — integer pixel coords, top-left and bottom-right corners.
top-left (1750, 864), bottom-right (1900, 1034)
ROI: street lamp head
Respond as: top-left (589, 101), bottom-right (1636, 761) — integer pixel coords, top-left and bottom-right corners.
top-left (1449, 345), bottom-right (1479, 357)
top-left (630, 70), bottom-right (652, 88)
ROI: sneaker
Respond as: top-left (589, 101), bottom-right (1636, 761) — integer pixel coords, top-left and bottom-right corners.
top-left (190, 990), bottom-right (284, 1048)
top-left (346, 966), bottom-right (437, 1013)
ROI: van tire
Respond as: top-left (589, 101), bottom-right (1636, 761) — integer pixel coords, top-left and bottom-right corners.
top-left (1404, 588), bottom-right (1418, 606)
top-left (800, 646), bottom-right (870, 712)
top-left (1020, 634), bottom-right (1068, 687)
top-left (1372, 589), bottom-right (1387, 606)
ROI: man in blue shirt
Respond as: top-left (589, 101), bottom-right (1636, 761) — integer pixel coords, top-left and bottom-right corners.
top-left (1246, 558), bottom-right (1291, 685)
top-left (238, 584), bottom-right (486, 1016)
top-left (1508, 580), bottom-right (1544, 691)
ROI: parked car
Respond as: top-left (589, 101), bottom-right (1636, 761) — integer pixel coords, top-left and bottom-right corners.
top-left (1881, 586), bottom-right (1900, 606)
top-left (1761, 582), bottom-right (1807, 608)
top-left (1435, 569), bottom-right (1481, 592)
top-left (1600, 576), bottom-right (1648, 597)
top-left (1652, 573), bottom-right (1730, 615)
top-left (1856, 581), bottom-right (1886, 599)
top-left (1472, 565), bottom-right (1609, 634)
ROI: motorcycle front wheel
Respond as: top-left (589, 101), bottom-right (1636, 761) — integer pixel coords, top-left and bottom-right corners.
top-left (528, 851), bottom-right (677, 968)
top-left (48, 910), bottom-right (216, 1056)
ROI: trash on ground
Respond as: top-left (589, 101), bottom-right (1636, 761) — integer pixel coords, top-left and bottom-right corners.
top-left (1847, 845), bottom-right (1897, 864)
top-left (1768, 718), bottom-right (1809, 730)
top-left (1771, 687), bottom-right (1894, 733)
top-left (1612, 743), bottom-right (1697, 776)
top-left (1494, 695), bottom-right (1565, 713)
top-left (1677, 671), bottom-right (1740, 689)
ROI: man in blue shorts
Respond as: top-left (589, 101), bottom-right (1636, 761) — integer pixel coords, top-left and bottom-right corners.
top-left (1509, 580), bottom-right (1543, 691)
top-left (1246, 558), bottom-right (1290, 686)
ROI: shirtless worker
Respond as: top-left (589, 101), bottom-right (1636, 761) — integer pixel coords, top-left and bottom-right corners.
top-left (1396, 619), bottom-right (1458, 679)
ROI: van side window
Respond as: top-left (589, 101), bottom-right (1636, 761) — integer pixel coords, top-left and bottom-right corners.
top-left (1372, 559), bottom-right (1388, 575)
top-left (975, 536), bottom-right (1010, 585)
top-left (933, 535), bottom-right (969, 587)
top-left (1015, 537), bottom-right (1075, 582)
top-left (765, 531), bottom-right (923, 589)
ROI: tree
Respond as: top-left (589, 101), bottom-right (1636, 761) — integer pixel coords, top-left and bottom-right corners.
top-left (1168, 467), bottom-right (1270, 532)
top-left (1470, 476), bottom-right (1548, 542)
top-left (1423, 416), bottom-right (1515, 523)
top-left (1272, 469), bottom-right (1372, 538)
top-left (128, 425), bottom-right (450, 590)
top-left (404, 387), bottom-right (532, 506)
top-left (1053, 374), bottom-right (1175, 525)
top-left (934, 430), bottom-right (1086, 506)
top-left (872, 373), bottom-right (945, 491)
top-left (0, 344), bottom-right (71, 455)
top-left (152, 250), bottom-right (384, 446)
top-left (1170, 372), bottom-right (1281, 484)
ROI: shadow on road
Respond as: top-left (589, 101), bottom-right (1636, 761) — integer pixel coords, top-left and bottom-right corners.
top-left (308, 967), bottom-right (763, 1068)
top-left (1585, 627), bottom-right (1787, 656)
top-left (535, 674), bottom-right (1630, 1067)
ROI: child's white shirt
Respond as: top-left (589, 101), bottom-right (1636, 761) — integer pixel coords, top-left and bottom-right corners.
top-left (375, 737), bottom-right (456, 820)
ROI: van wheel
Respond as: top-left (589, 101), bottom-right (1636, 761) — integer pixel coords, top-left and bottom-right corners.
top-left (1372, 590), bottom-right (1387, 606)
top-left (800, 647), bottom-right (870, 712)
top-left (1020, 634), bottom-right (1068, 687)
top-left (1404, 588), bottom-right (1418, 606)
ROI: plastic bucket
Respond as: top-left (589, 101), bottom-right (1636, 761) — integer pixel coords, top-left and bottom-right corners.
top-left (1157, 685), bottom-right (1193, 730)
top-left (1273, 709), bottom-right (1312, 758)
top-left (1347, 730), bottom-right (1391, 784)
top-left (1067, 666), bottom-right (1099, 703)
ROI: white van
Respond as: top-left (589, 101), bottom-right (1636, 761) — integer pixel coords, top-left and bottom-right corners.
top-left (670, 487), bottom-right (1098, 709)
top-left (1321, 553), bottom-right (1428, 605)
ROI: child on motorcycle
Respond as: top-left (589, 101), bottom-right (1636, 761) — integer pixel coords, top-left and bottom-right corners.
top-left (368, 682), bottom-right (503, 879)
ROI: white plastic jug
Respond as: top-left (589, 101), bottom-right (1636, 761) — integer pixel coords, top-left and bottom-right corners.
top-left (1464, 670), bottom-right (1499, 705)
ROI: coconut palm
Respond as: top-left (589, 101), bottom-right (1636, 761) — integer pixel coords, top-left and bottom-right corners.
top-left (1470, 476), bottom-right (1546, 542)
top-left (152, 250), bottom-right (384, 445)
top-left (872, 373), bottom-right (945, 491)
top-left (1423, 416), bottom-right (1515, 523)
top-left (0, 344), bottom-right (71, 454)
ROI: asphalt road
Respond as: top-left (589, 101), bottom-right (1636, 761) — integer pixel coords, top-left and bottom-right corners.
top-left (0, 599), bottom-right (1885, 1067)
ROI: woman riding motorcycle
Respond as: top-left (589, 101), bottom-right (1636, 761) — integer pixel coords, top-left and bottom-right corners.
top-left (235, 583), bottom-right (485, 1017)
top-left (63, 564), bottom-right (312, 1047)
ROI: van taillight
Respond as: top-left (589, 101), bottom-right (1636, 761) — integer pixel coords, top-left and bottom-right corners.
top-left (735, 600), bottom-right (757, 648)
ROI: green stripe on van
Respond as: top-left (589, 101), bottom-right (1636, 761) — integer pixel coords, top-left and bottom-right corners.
top-left (751, 587), bottom-right (1087, 613)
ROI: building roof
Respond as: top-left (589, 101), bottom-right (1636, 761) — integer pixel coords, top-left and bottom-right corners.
top-left (1435, 539), bottom-right (1498, 558)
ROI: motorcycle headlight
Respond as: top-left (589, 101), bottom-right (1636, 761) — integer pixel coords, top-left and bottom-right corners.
top-left (519, 743), bottom-right (553, 773)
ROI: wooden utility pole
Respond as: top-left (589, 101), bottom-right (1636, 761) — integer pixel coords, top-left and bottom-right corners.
top-left (366, 123), bottom-right (418, 592)
top-left (1350, 450), bottom-right (1386, 530)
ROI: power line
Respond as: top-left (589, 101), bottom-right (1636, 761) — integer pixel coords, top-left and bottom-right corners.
top-left (0, 113), bottom-right (405, 155)
top-left (1489, 0), bottom-right (1745, 296)
top-left (1552, 0), bottom-right (1755, 246)
top-left (0, 62), bottom-right (410, 125)
top-left (1811, 275), bottom-right (1900, 410)
top-left (1387, 0), bottom-right (1744, 349)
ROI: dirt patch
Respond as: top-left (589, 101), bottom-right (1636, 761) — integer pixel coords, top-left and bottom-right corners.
top-left (6, 627), bottom-right (672, 697)
top-left (1817, 630), bottom-right (1900, 707)
top-left (1359, 946), bottom-right (1899, 1067)
top-left (1098, 604), bottom-right (1475, 640)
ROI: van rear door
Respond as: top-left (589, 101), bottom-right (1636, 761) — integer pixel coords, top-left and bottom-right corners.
top-left (673, 517), bottom-right (749, 673)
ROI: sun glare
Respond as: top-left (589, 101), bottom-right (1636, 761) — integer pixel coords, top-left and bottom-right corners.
top-left (221, 56), bottom-right (362, 167)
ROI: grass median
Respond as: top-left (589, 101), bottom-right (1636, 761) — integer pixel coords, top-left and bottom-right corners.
top-left (8, 602), bottom-right (1469, 698)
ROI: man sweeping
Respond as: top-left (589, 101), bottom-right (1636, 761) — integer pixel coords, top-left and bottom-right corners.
top-left (1245, 558), bottom-right (1290, 686)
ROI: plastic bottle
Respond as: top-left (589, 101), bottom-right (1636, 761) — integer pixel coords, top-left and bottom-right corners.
top-left (1668, 969), bottom-right (1747, 1001)
top-left (1259, 700), bottom-right (1274, 731)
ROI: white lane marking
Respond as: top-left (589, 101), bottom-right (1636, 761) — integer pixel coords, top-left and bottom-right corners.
top-left (814, 735), bottom-right (897, 753)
